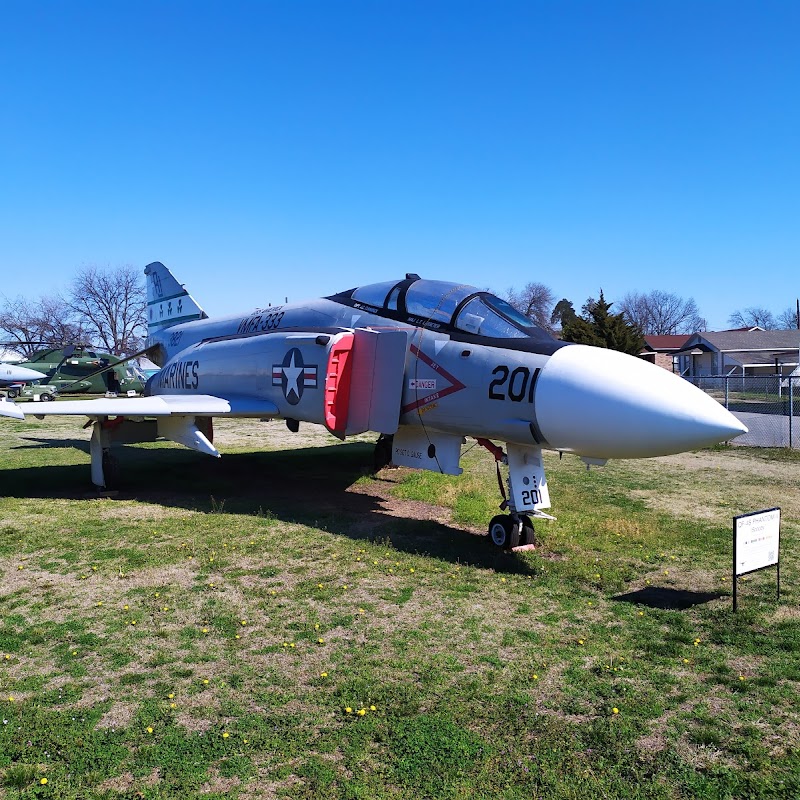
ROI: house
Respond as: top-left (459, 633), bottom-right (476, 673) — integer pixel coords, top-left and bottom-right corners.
top-left (640, 335), bottom-right (692, 372)
top-left (676, 330), bottom-right (800, 377)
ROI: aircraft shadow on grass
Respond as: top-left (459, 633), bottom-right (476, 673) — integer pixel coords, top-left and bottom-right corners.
top-left (1, 441), bottom-right (536, 575)
top-left (11, 436), bottom-right (90, 453)
top-left (613, 586), bottom-right (724, 610)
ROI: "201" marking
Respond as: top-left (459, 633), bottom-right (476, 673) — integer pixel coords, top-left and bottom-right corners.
top-left (488, 365), bottom-right (540, 403)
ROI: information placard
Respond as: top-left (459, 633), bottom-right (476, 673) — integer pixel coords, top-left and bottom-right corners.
top-left (732, 507), bottom-right (781, 611)
top-left (734, 508), bottom-right (780, 576)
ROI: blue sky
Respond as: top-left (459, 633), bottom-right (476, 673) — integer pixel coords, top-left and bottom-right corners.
top-left (1, 0), bottom-right (797, 330)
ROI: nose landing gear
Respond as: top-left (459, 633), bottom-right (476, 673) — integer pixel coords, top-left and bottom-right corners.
top-left (488, 513), bottom-right (536, 550)
top-left (478, 439), bottom-right (552, 551)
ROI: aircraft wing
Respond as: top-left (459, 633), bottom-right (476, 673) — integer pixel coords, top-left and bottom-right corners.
top-left (0, 394), bottom-right (279, 421)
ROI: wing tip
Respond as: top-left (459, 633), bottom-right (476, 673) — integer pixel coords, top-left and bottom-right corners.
top-left (0, 401), bottom-right (25, 420)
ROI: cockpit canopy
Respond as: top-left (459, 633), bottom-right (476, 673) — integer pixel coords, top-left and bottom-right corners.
top-left (345, 277), bottom-right (551, 341)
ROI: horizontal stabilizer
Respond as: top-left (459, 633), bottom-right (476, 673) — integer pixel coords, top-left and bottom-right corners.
top-left (0, 394), bottom-right (279, 420)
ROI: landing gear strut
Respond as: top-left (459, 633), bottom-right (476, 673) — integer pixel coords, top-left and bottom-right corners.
top-left (478, 438), bottom-right (549, 551)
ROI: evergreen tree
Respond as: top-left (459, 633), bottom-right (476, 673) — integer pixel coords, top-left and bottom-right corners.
top-left (550, 298), bottom-right (577, 330)
top-left (561, 291), bottom-right (645, 355)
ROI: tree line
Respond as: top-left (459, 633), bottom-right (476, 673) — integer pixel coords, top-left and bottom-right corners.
top-left (506, 282), bottom-right (800, 356)
top-left (0, 265), bottom-right (146, 358)
top-left (2, 265), bottom-right (797, 361)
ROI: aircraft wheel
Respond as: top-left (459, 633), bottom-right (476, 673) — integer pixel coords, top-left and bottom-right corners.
top-left (520, 515), bottom-right (536, 546)
top-left (373, 434), bottom-right (394, 472)
top-left (101, 451), bottom-right (120, 490)
top-left (489, 515), bottom-right (519, 550)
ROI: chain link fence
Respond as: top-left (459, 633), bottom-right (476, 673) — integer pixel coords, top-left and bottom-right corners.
top-left (685, 374), bottom-right (800, 448)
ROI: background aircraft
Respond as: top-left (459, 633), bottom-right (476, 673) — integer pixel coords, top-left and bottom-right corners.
top-left (8, 345), bottom-right (147, 395)
top-left (0, 262), bottom-right (746, 549)
top-left (0, 361), bottom-right (48, 396)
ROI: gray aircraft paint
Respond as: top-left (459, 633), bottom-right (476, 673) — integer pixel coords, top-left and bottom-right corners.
top-left (0, 261), bottom-right (747, 540)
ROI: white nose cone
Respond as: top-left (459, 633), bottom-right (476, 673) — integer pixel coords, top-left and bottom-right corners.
top-left (1, 364), bottom-right (47, 382)
top-left (536, 345), bottom-right (747, 458)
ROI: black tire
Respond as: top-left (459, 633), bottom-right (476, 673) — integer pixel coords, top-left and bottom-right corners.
top-left (508, 518), bottom-right (522, 549)
top-left (39, 393), bottom-right (53, 402)
top-left (373, 434), bottom-right (394, 472)
top-left (101, 451), bottom-right (119, 490)
top-left (6, 388), bottom-right (19, 399)
top-left (489, 515), bottom-right (514, 549)
top-left (520, 515), bottom-right (536, 546)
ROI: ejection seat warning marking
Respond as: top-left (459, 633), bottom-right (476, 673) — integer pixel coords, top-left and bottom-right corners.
top-left (401, 344), bottom-right (465, 414)
top-left (272, 348), bottom-right (318, 406)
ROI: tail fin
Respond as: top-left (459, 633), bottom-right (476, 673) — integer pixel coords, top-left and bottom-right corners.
top-left (144, 262), bottom-right (208, 337)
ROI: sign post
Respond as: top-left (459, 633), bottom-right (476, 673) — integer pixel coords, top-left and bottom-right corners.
top-left (732, 508), bottom-right (781, 612)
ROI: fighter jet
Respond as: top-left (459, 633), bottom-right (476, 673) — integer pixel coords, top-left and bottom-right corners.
top-left (0, 262), bottom-right (746, 549)
top-left (0, 361), bottom-right (48, 393)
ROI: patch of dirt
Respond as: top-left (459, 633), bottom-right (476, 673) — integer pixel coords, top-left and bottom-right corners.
top-left (94, 502), bottom-right (198, 522)
top-left (727, 655), bottom-right (763, 678)
top-left (200, 770), bottom-right (242, 794)
top-left (212, 417), bottom-right (373, 451)
top-left (653, 451), bottom-right (793, 481)
top-left (623, 450), bottom-right (800, 523)
top-left (771, 605), bottom-right (800, 623)
top-left (348, 471), bottom-right (481, 532)
top-left (174, 712), bottom-right (215, 733)
top-left (96, 701), bottom-right (138, 729)
top-left (96, 769), bottom-right (160, 792)
top-left (114, 562), bottom-right (199, 593)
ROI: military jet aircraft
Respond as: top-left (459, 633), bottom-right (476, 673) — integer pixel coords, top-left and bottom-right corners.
top-left (0, 262), bottom-right (747, 549)
top-left (0, 362), bottom-right (48, 396)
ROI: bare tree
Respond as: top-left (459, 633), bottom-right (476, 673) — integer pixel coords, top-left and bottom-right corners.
top-left (777, 305), bottom-right (800, 330)
top-left (0, 294), bottom-right (87, 357)
top-left (506, 282), bottom-right (556, 331)
top-left (619, 290), bottom-right (705, 335)
top-left (67, 264), bottom-right (146, 355)
top-left (727, 307), bottom-right (776, 330)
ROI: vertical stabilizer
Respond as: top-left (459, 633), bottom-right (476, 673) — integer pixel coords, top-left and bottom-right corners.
top-left (144, 262), bottom-right (208, 337)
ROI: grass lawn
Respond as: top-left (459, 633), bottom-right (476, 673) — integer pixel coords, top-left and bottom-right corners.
top-left (0, 416), bottom-right (798, 798)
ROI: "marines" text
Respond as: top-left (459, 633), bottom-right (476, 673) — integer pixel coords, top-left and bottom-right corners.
top-left (158, 360), bottom-right (200, 390)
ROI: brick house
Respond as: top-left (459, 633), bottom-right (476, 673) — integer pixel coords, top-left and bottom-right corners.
top-left (639, 335), bottom-right (692, 372)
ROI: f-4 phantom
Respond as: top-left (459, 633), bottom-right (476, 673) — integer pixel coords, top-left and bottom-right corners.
top-left (0, 362), bottom-right (47, 393)
top-left (0, 262), bottom-right (747, 549)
